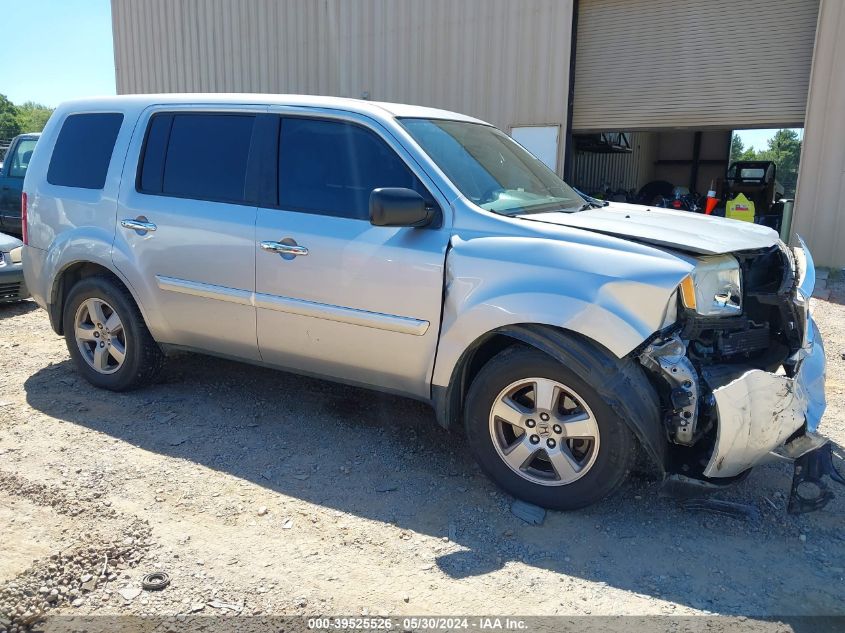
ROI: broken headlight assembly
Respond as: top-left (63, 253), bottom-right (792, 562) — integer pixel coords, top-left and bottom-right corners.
top-left (641, 256), bottom-right (750, 447)
top-left (679, 255), bottom-right (742, 316)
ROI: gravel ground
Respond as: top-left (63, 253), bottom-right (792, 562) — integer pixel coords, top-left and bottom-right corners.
top-left (1, 279), bottom-right (844, 631)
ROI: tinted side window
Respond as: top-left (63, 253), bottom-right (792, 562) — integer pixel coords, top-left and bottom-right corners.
top-left (8, 138), bottom-right (38, 178)
top-left (157, 114), bottom-right (255, 203)
top-left (47, 113), bottom-right (124, 189)
top-left (138, 114), bottom-right (173, 193)
top-left (278, 118), bottom-right (423, 220)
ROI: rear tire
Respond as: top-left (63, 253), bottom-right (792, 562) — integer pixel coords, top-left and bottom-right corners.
top-left (63, 276), bottom-right (164, 391)
top-left (464, 344), bottom-right (637, 510)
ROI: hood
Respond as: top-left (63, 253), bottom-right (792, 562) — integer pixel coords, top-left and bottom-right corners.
top-left (0, 232), bottom-right (23, 252)
top-left (518, 202), bottom-right (780, 255)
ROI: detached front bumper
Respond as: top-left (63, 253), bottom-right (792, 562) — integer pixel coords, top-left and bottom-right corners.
top-left (702, 237), bottom-right (828, 481)
top-left (702, 317), bottom-right (826, 478)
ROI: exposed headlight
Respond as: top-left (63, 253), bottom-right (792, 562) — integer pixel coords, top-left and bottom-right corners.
top-left (9, 246), bottom-right (22, 264)
top-left (679, 255), bottom-right (742, 316)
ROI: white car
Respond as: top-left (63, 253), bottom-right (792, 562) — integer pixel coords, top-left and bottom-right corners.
top-left (0, 232), bottom-right (27, 303)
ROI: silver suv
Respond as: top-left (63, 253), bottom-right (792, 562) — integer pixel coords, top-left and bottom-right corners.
top-left (22, 95), bottom-right (829, 510)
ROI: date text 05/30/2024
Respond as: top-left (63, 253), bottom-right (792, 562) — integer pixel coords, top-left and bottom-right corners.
top-left (307, 617), bottom-right (528, 630)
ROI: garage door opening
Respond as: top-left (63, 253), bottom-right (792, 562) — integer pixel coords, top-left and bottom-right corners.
top-left (569, 126), bottom-right (804, 239)
top-left (730, 128), bottom-right (804, 198)
top-left (726, 128), bottom-right (804, 237)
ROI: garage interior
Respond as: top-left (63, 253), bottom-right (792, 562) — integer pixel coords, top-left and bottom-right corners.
top-left (570, 130), bottom-right (731, 203)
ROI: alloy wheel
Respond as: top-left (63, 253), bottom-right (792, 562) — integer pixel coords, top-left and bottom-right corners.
top-left (74, 298), bottom-right (127, 375)
top-left (488, 377), bottom-right (600, 486)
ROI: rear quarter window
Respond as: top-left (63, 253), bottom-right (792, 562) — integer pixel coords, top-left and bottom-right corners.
top-left (47, 113), bottom-right (124, 189)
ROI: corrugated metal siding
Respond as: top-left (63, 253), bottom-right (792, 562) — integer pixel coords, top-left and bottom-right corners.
top-left (571, 132), bottom-right (656, 194)
top-left (111, 0), bottom-right (574, 171)
top-left (573, 0), bottom-right (819, 131)
top-left (791, 0), bottom-right (845, 267)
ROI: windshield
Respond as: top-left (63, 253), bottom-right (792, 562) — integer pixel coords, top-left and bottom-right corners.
top-left (400, 118), bottom-right (585, 215)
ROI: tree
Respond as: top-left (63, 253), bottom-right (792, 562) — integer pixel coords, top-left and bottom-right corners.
top-left (729, 133), bottom-right (757, 163)
top-left (729, 129), bottom-right (802, 197)
top-left (729, 133), bottom-right (745, 163)
top-left (757, 129), bottom-right (802, 197)
top-left (16, 102), bottom-right (54, 133)
top-left (0, 94), bottom-right (21, 139)
top-left (0, 96), bottom-right (54, 141)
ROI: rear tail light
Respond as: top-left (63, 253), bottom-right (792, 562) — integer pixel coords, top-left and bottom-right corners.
top-left (672, 200), bottom-right (682, 209)
top-left (21, 192), bottom-right (28, 245)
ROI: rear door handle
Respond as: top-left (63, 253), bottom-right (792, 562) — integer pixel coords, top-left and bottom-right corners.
top-left (121, 218), bottom-right (157, 233)
top-left (260, 240), bottom-right (308, 257)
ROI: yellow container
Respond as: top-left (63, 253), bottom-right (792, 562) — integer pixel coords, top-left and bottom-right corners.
top-left (726, 193), bottom-right (756, 223)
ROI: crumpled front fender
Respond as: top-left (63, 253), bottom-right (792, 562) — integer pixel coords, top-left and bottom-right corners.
top-left (432, 234), bottom-right (692, 388)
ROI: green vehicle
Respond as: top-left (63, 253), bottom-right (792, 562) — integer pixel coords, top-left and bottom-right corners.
top-left (0, 133), bottom-right (40, 236)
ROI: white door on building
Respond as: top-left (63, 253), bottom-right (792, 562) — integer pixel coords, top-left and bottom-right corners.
top-left (511, 125), bottom-right (560, 171)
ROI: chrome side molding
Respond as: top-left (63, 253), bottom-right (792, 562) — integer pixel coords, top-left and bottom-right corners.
top-left (155, 275), bottom-right (253, 306)
top-left (254, 293), bottom-right (429, 336)
top-left (155, 275), bottom-right (429, 336)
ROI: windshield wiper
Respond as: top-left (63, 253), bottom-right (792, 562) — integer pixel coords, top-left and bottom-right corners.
top-left (506, 202), bottom-right (595, 216)
top-left (572, 188), bottom-right (609, 210)
top-left (575, 201), bottom-right (604, 212)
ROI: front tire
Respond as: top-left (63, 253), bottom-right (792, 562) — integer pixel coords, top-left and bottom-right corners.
top-left (464, 344), bottom-right (637, 510)
top-left (63, 276), bottom-right (164, 391)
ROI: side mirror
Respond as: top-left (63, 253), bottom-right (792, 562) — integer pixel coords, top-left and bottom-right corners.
top-left (369, 188), bottom-right (435, 228)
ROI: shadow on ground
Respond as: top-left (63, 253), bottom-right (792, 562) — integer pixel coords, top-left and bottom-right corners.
top-left (0, 299), bottom-right (37, 320)
top-left (22, 353), bottom-right (845, 617)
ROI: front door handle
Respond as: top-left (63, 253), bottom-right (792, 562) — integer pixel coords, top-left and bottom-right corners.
top-left (260, 240), bottom-right (308, 257)
top-left (121, 218), bottom-right (157, 233)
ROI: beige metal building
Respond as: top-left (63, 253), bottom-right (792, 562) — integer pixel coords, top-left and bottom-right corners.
top-left (110, 0), bottom-right (844, 267)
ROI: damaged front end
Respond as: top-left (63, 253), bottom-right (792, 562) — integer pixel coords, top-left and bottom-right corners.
top-left (639, 238), bottom-right (841, 513)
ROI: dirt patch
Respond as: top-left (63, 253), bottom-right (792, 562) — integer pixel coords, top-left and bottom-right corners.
top-left (1, 290), bottom-right (844, 629)
top-left (0, 494), bottom-right (72, 582)
top-left (0, 519), bottom-right (151, 630)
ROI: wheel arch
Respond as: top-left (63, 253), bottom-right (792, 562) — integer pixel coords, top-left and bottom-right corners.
top-left (432, 323), bottom-right (667, 473)
top-left (48, 260), bottom-right (149, 336)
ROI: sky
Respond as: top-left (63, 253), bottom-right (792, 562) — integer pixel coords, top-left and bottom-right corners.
top-left (0, 0), bottom-right (115, 106)
top-left (735, 128), bottom-right (804, 152)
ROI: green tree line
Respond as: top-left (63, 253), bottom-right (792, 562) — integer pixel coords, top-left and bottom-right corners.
top-left (730, 129), bottom-right (802, 198)
top-left (0, 93), bottom-right (54, 138)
